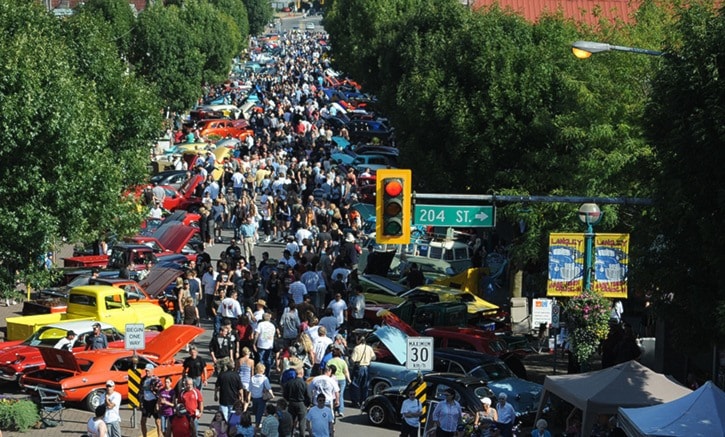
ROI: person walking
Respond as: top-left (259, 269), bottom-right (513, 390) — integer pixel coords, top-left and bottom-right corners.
top-left (239, 216), bottom-right (257, 260)
top-left (283, 366), bottom-right (311, 437)
top-left (157, 377), bottom-right (176, 437)
top-left (431, 388), bottom-right (462, 437)
top-left (140, 364), bottom-right (161, 437)
top-left (100, 380), bottom-right (122, 437)
top-left (179, 377), bottom-right (204, 437)
top-left (210, 324), bottom-right (235, 374)
top-left (349, 335), bottom-right (375, 407)
top-left (400, 389), bottom-right (423, 437)
top-left (254, 312), bottom-right (277, 377)
top-left (215, 362), bottom-right (243, 421)
top-left (495, 392), bottom-right (517, 437)
top-left (325, 348), bottom-right (350, 417)
top-left (308, 364), bottom-right (340, 418)
top-left (306, 394), bottom-right (335, 437)
top-left (249, 363), bottom-right (274, 426)
top-left (182, 345), bottom-right (208, 390)
top-left (473, 397), bottom-right (498, 436)
top-left (237, 347), bottom-right (255, 412)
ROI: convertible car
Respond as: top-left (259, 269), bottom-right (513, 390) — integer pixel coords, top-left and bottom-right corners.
top-left (19, 325), bottom-right (210, 410)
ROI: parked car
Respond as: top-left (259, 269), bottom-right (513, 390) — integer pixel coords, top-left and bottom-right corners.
top-left (196, 119), bottom-right (253, 140)
top-left (433, 348), bottom-right (543, 418)
top-left (425, 326), bottom-right (528, 379)
top-left (149, 170), bottom-right (189, 190)
top-left (347, 120), bottom-right (394, 144)
top-left (359, 274), bottom-right (409, 305)
top-left (362, 373), bottom-right (493, 427)
top-left (0, 321), bottom-right (126, 383)
top-left (20, 325), bottom-right (210, 411)
top-left (351, 154), bottom-right (394, 173)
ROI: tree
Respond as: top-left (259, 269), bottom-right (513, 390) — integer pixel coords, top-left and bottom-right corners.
top-left (242, 0), bottom-right (273, 36)
top-left (130, 3), bottom-right (205, 111)
top-left (181, 0), bottom-right (243, 84)
top-left (642, 2), bottom-right (725, 353)
top-left (211, 0), bottom-right (250, 43)
top-left (75, 0), bottom-right (136, 56)
top-left (0, 0), bottom-right (159, 293)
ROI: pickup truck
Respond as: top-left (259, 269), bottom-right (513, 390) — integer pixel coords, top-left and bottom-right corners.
top-left (6, 285), bottom-right (174, 341)
top-left (63, 244), bottom-right (159, 269)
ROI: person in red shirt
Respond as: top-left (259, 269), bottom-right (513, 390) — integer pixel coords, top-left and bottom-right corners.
top-left (170, 405), bottom-right (192, 437)
top-left (179, 377), bottom-right (203, 436)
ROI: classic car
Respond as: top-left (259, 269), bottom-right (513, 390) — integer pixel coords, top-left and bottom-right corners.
top-left (149, 170), bottom-right (189, 190)
top-left (0, 321), bottom-right (125, 383)
top-left (19, 325), bottom-right (209, 411)
top-left (197, 119), bottom-right (253, 141)
top-left (362, 373), bottom-right (493, 427)
top-left (433, 349), bottom-right (543, 418)
top-left (128, 222), bottom-right (202, 261)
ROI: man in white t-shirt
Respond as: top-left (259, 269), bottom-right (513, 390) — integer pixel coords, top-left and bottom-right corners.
top-left (289, 278), bottom-right (307, 305)
top-left (101, 380), bottom-right (122, 437)
top-left (327, 294), bottom-right (348, 327)
top-left (254, 312), bottom-right (277, 377)
top-left (312, 326), bottom-right (333, 366)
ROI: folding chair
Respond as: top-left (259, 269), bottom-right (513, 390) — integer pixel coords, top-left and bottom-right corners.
top-left (32, 386), bottom-right (65, 426)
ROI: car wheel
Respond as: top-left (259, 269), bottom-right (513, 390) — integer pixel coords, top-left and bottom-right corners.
top-left (367, 403), bottom-right (388, 426)
top-left (85, 389), bottom-right (105, 411)
top-left (371, 380), bottom-right (390, 395)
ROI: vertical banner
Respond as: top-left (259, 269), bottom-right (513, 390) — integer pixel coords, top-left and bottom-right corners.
top-left (593, 233), bottom-right (629, 298)
top-left (547, 233), bottom-right (585, 297)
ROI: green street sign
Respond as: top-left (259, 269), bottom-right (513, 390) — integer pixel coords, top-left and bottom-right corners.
top-left (414, 204), bottom-right (495, 227)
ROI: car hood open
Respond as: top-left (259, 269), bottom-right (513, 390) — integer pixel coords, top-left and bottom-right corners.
top-left (143, 325), bottom-right (204, 363)
top-left (140, 266), bottom-right (184, 298)
top-left (38, 348), bottom-right (83, 373)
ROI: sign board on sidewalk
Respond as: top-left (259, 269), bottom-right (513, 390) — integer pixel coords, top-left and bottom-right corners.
top-left (406, 336), bottom-right (433, 371)
top-left (414, 204), bottom-right (495, 227)
top-left (124, 323), bottom-right (145, 350)
top-left (531, 298), bottom-right (553, 328)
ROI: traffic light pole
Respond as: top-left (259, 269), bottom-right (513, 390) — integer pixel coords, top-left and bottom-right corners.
top-left (413, 193), bottom-right (652, 206)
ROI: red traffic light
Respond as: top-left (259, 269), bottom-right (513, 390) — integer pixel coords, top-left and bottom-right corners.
top-left (384, 180), bottom-right (403, 197)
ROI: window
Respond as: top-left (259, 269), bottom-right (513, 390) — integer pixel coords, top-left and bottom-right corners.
top-left (454, 247), bottom-right (469, 260)
top-left (446, 339), bottom-right (474, 351)
top-left (69, 294), bottom-right (96, 307)
top-left (428, 247), bottom-right (443, 260)
top-left (105, 294), bottom-right (123, 310)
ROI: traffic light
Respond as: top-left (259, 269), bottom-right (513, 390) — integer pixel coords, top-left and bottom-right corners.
top-left (376, 169), bottom-right (412, 244)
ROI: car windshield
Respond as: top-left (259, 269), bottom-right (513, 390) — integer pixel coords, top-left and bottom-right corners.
top-left (24, 327), bottom-right (69, 347)
top-left (468, 362), bottom-right (513, 381)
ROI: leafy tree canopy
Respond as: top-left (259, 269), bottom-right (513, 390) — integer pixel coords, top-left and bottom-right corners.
top-left (642, 2), bottom-right (725, 353)
top-left (0, 0), bottom-right (159, 292)
top-left (75, 0), bottom-right (136, 56)
top-left (242, 0), bottom-right (274, 36)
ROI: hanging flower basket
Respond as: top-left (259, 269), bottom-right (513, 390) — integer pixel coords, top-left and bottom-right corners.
top-left (565, 289), bottom-right (611, 365)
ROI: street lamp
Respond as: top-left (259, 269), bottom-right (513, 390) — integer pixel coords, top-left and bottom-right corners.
top-left (571, 40), bottom-right (665, 59)
top-left (578, 203), bottom-right (602, 291)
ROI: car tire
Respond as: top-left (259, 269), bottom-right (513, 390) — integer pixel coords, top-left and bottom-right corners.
top-left (85, 389), bottom-right (105, 411)
top-left (367, 402), bottom-right (388, 426)
top-left (371, 380), bottom-right (390, 395)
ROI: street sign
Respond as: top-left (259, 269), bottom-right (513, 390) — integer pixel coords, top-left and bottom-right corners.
top-left (406, 336), bottom-right (433, 371)
top-left (127, 368), bottom-right (142, 408)
top-left (532, 298), bottom-right (553, 328)
top-left (124, 323), bottom-right (145, 350)
top-left (414, 204), bottom-right (495, 227)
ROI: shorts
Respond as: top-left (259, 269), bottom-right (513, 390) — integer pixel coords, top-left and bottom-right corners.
top-left (142, 399), bottom-right (159, 418)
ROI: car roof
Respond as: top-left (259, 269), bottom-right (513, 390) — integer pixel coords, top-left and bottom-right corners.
top-left (40, 320), bottom-right (115, 331)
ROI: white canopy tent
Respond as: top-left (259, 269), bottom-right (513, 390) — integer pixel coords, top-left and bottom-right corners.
top-left (534, 361), bottom-right (691, 436)
top-left (618, 381), bottom-right (725, 436)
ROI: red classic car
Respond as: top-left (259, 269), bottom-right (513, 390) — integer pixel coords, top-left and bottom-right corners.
top-left (197, 119), bottom-right (254, 141)
top-left (20, 325), bottom-right (210, 411)
top-left (0, 321), bottom-right (126, 383)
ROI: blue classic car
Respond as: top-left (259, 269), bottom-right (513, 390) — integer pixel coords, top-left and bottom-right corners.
top-left (367, 326), bottom-right (544, 418)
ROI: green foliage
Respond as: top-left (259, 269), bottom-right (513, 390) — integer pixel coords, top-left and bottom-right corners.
top-left (242, 0), bottom-right (274, 36)
top-left (212, 0), bottom-right (250, 42)
top-left (0, 0), bottom-right (157, 293)
top-left (642, 2), bottom-right (725, 353)
top-left (565, 289), bottom-right (611, 364)
top-left (181, 0), bottom-right (243, 84)
top-left (0, 398), bottom-right (40, 432)
top-left (130, 3), bottom-right (205, 111)
top-left (75, 0), bottom-right (136, 55)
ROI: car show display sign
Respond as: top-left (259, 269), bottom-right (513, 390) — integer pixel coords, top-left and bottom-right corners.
top-left (547, 233), bottom-right (629, 298)
top-left (124, 323), bottom-right (145, 350)
top-left (592, 234), bottom-right (629, 298)
top-left (406, 336), bottom-right (433, 371)
top-left (532, 299), bottom-right (553, 328)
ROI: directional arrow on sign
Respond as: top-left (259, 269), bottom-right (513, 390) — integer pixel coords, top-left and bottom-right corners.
top-left (475, 212), bottom-right (489, 221)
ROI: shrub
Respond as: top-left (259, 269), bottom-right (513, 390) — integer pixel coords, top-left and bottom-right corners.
top-left (0, 398), bottom-right (40, 432)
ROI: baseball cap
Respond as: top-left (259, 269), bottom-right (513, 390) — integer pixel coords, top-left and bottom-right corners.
top-left (145, 364), bottom-right (154, 371)
top-left (106, 380), bottom-right (115, 387)
top-left (67, 330), bottom-right (77, 336)
top-left (92, 322), bottom-right (102, 329)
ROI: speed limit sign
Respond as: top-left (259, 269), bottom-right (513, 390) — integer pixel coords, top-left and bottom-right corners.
top-left (406, 336), bottom-right (434, 371)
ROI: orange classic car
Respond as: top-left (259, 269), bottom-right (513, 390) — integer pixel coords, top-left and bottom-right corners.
top-left (19, 325), bottom-right (211, 411)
